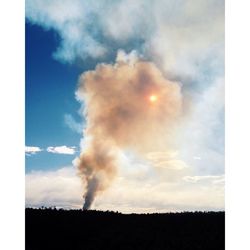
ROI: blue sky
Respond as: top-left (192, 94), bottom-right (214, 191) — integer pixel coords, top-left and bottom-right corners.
top-left (25, 22), bottom-right (84, 172)
top-left (25, 0), bottom-right (224, 212)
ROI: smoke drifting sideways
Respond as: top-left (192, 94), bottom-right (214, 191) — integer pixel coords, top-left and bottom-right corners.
top-left (75, 56), bottom-right (183, 209)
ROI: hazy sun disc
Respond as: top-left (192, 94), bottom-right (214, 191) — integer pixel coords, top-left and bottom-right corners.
top-left (149, 95), bottom-right (158, 103)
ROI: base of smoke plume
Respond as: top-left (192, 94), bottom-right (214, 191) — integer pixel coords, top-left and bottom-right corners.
top-left (82, 176), bottom-right (99, 210)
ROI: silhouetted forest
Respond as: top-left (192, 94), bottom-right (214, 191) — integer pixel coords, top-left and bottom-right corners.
top-left (26, 208), bottom-right (224, 250)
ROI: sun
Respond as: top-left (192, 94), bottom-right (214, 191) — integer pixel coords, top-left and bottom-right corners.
top-left (149, 95), bottom-right (158, 103)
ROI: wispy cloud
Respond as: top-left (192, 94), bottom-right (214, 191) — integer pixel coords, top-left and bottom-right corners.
top-left (146, 151), bottom-right (188, 170)
top-left (25, 146), bottom-right (43, 155)
top-left (64, 114), bottom-right (83, 134)
top-left (183, 175), bottom-right (225, 184)
top-left (47, 146), bottom-right (76, 155)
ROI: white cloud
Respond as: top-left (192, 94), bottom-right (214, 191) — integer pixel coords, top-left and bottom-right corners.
top-left (25, 0), bottom-right (224, 79)
top-left (146, 0), bottom-right (224, 80)
top-left (146, 151), bottom-right (188, 170)
top-left (193, 156), bottom-right (201, 160)
top-left (25, 0), bottom-right (107, 62)
top-left (176, 77), bottom-right (225, 176)
top-left (183, 175), bottom-right (225, 184)
top-left (26, 166), bottom-right (224, 212)
top-left (64, 114), bottom-right (83, 134)
top-left (116, 49), bottom-right (139, 65)
top-left (95, 174), bottom-right (224, 213)
top-left (26, 166), bottom-right (83, 208)
top-left (47, 146), bottom-right (76, 155)
top-left (25, 146), bottom-right (42, 155)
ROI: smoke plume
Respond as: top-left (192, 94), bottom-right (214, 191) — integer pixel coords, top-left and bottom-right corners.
top-left (76, 56), bottom-right (183, 209)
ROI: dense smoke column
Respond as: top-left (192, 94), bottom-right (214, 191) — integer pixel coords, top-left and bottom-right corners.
top-left (82, 176), bottom-right (98, 210)
top-left (76, 58), bottom-right (183, 209)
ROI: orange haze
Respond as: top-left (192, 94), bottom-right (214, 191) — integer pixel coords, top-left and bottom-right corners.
top-left (76, 59), bottom-right (183, 209)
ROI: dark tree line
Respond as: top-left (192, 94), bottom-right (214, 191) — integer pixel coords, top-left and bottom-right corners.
top-left (26, 208), bottom-right (225, 250)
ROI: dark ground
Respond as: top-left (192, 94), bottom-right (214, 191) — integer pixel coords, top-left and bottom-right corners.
top-left (25, 208), bottom-right (225, 250)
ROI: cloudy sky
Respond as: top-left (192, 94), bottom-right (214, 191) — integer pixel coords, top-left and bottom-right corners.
top-left (25, 0), bottom-right (224, 213)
